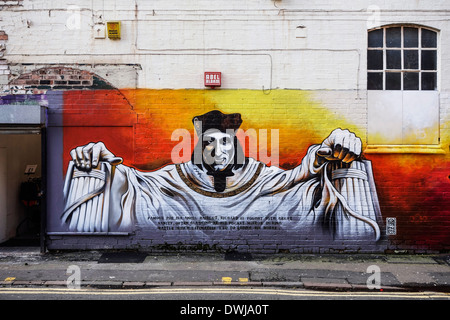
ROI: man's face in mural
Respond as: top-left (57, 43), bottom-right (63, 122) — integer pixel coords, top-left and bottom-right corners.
top-left (202, 129), bottom-right (235, 171)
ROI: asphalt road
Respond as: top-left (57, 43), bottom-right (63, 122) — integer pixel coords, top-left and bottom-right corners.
top-left (1, 286), bottom-right (447, 319)
top-left (1, 286), bottom-right (449, 300)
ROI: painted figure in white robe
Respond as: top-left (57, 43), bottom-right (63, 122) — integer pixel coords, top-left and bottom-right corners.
top-left (63, 110), bottom-right (382, 242)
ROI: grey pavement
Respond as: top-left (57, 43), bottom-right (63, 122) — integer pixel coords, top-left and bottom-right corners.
top-left (0, 247), bottom-right (449, 293)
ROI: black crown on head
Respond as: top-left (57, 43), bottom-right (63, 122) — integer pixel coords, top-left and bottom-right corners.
top-left (193, 110), bottom-right (242, 135)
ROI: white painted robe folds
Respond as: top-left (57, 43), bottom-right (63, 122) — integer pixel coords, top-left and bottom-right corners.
top-left (73, 144), bottom-right (382, 242)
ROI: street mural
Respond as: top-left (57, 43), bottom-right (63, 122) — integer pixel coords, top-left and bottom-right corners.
top-left (3, 89), bottom-right (450, 252)
top-left (61, 109), bottom-right (383, 243)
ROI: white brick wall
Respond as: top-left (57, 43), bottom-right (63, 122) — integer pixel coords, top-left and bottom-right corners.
top-left (0, 0), bottom-right (449, 142)
top-left (0, 0), bottom-right (447, 90)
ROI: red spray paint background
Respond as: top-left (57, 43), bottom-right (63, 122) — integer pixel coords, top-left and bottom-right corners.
top-left (62, 89), bottom-right (450, 251)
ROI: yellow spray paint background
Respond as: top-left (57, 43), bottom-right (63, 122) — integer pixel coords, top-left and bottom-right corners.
top-left (63, 88), bottom-right (450, 249)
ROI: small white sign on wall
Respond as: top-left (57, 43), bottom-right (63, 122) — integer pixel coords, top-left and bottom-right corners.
top-left (386, 217), bottom-right (397, 236)
top-left (25, 164), bottom-right (37, 174)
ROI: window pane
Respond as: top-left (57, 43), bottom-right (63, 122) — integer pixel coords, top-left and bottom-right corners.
top-left (421, 50), bottom-right (437, 70)
top-left (403, 72), bottom-right (419, 90)
top-left (386, 50), bottom-right (401, 69)
top-left (386, 27), bottom-right (401, 47)
top-left (368, 72), bottom-right (383, 90)
top-left (367, 50), bottom-right (383, 70)
top-left (404, 50), bottom-right (419, 69)
top-left (386, 72), bottom-right (401, 90)
top-left (404, 27), bottom-right (419, 48)
top-left (422, 29), bottom-right (437, 48)
top-left (368, 29), bottom-right (384, 48)
top-left (422, 72), bottom-right (437, 90)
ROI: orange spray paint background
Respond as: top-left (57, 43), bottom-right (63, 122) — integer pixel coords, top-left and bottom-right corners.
top-left (62, 89), bottom-right (450, 250)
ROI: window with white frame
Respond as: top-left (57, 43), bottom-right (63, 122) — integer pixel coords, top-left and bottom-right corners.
top-left (368, 26), bottom-right (437, 91)
top-left (367, 25), bottom-right (440, 147)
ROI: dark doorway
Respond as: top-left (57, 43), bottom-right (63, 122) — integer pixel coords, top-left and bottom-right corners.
top-left (0, 130), bottom-right (42, 247)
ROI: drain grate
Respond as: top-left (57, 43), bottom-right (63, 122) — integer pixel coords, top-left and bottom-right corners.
top-left (98, 251), bottom-right (148, 263)
top-left (224, 251), bottom-right (253, 261)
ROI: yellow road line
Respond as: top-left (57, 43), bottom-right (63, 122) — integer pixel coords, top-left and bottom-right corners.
top-left (0, 287), bottom-right (449, 299)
